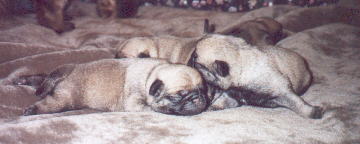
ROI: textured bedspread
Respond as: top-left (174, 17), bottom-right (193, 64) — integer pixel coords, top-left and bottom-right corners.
top-left (0, 2), bottom-right (359, 144)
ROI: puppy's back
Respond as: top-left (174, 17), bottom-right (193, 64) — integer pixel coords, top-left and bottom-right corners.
top-left (55, 59), bottom-right (128, 111)
top-left (262, 47), bottom-right (312, 94)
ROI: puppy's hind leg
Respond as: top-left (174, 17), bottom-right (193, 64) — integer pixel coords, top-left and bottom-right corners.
top-left (24, 92), bottom-right (73, 116)
top-left (272, 92), bottom-right (323, 119)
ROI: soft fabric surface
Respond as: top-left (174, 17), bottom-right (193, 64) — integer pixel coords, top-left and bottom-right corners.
top-left (0, 3), bottom-right (359, 144)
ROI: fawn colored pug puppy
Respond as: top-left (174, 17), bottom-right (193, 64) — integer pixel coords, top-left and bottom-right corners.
top-left (21, 58), bottom-right (208, 116)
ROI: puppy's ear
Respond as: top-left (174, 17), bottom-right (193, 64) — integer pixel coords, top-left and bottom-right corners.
top-left (187, 51), bottom-right (198, 67)
top-left (209, 24), bottom-right (216, 33)
top-left (259, 30), bottom-right (275, 45)
top-left (213, 60), bottom-right (230, 77)
top-left (204, 19), bottom-right (210, 34)
top-left (149, 79), bottom-right (164, 96)
top-left (138, 52), bottom-right (150, 58)
top-left (115, 52), bottom-right (126, 59)
top-left (194, 62), bottom-right (218, 83)
top-left (204, 19), bottom-right (216, 34)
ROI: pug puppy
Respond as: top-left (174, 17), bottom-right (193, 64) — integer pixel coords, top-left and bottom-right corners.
top-left (115, 20), bottom-right (243, 111)
top-left (115, 18), bottom-right (217, 63)
top-left (115, 36), bottom-right (199, 64)
top-left (22, 58), bottom-right (208, 116)
top-left (116, 37), bottom-right (249, 112)
top-left (190, 34), bottom-right (323, 119)
top-left (219, 17), bottom-right (284, 46)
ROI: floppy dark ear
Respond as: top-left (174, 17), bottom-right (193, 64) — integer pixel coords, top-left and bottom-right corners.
top-left (204, 19), bottom-right (210, 34)
top-left (194, 62), bottom-right (218, 83)
top-left (149, 79), bottom-right (164, 96)
top-left (138, 52), bottom-right (150, 58)
top-left (115, 52), bottom-right (126, 59)
top-left (214, 60), bottom-right (230, 77)
top-left (204, 19), bottom-right (216, 34)
top-left (187, 51), bottom-right (198, 67)
top-left (209, 24), bottom-right (216, 33)
top-left (259, 30), bottom-right (275, 45)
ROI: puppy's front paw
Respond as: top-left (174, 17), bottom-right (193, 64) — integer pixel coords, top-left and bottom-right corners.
top-left (23, 105), bottom-right (38, 116)
top-left (310, 106), bottom-right (324, 119)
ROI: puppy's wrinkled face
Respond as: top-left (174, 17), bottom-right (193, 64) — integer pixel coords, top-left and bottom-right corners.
top-left (147, 65), bottom-right (208, 115)
top-left (116, 38), bottom-right (155, 58)
top-left (188, 35), bottom-right (243, 90)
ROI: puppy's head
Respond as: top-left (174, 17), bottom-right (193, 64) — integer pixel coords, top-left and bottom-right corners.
top-left (146, 64), bottom-right (208, 116)
top-left (115, 37), bottom-right (156, 58)
top-left (188, 35), bottom-right (248, 90)
top-left (223, 22), bottom-right (274, 46)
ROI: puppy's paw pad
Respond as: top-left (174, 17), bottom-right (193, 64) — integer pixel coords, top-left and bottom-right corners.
top-left (23, 105), bottom-right (38, 116)
top-left (310, 106), bottom-right (324, 119)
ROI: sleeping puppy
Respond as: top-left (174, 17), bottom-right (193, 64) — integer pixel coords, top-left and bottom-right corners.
top-left (219, 17), bottom-right (284, 46)
top-left (115, 18), bottom-right (217, 63)
top-left (115, 35), bottom-right (246, 111)
top-left (32, 0), bottom-right (75, 33)
top-left (21, 58), bottom-right (208, 116)
top-left (189, 34), bottom-right (324, 119)
top-left (115, 36), bottom-right (199, 64)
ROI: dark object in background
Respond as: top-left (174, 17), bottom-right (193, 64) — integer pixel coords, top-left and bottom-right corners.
top-left (96, 0), bottom-right (117, 18)
top-left (14, 0), bottom-right (35, 14)
top-left (33, 0), bottom-right (75, 34)
top-left (142, 0), bottom-right (159, 6)
top-left (0, 0), bottom-right (35, 18)
top-left (117, 0), bottom-right (141, 18)
top-left (221, 0), bottom-right (250, 12)
top-left (97, 0), bottom-right (141, 18)
top-left (33, 0), bottom-right (140, 33)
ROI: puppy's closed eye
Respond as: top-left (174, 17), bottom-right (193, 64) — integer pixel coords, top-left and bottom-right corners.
top-left (213, 60), bottom-right (230, 77)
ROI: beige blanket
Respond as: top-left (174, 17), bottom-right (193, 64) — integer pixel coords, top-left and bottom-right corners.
top-left (0, 3), bottom-right (359, 144)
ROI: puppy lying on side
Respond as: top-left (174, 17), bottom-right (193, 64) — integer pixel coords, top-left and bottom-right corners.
top-left (115, 36), bottom-right (199, 64)
top-left (190, 34), bottom-right (323, 119)
top-left (115, 19), bottom-right (215, 63)
top-left (217, 17), bottom-right (284, 46)
top-left (116, 36), bottom-right (243, 111)
top-left (115, 22), bottom-right (322, 119)
top-left (17, 58), bottom-right (208, 116)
